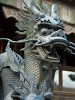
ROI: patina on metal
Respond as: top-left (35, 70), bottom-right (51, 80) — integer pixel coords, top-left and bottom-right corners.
top-left (0, 42), bottom-right (25, 72)
top-left (0, 0), bottom-right (75, 100)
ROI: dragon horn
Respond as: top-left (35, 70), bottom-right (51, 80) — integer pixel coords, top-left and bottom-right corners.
top-left (22, 0), bottom-right (45, 19)
top-left (51, 4), bottom-right (57, 16)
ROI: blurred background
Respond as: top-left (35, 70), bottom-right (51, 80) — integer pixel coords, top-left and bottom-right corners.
top-left (0, 0), bottom-right (75, 100)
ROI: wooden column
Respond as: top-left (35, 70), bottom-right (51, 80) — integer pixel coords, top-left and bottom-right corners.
top-left (0, 41), bottom-right (4, 53)
top-left (58, 64), bottom-right (63, 91)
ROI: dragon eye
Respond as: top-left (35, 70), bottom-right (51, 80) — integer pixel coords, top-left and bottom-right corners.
top-left (41, 29), bottom-right (48, 35)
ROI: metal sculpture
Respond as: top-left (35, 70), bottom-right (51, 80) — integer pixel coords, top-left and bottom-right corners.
top-left (0, 0), bottom-right (75, 100)
top-left (0, 42), bottom-right (25, 72)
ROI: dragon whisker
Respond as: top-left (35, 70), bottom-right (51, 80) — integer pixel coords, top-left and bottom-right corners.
top-left (0, 38), bottom-right (37, 43)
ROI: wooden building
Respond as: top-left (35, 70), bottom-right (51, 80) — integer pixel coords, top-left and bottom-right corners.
top-left (0, 0), bottom-right (75, 100)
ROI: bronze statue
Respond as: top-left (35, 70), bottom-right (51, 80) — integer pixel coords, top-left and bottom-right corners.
top-left (0, 0), bottom-right (75, 100)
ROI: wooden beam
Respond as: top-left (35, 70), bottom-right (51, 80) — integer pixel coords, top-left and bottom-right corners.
top-left (62, 65), bottom-right (75, 72)
top-left (54, 90), bottom-right (75, 96)
top-left (2, 6), bottom-right (20, 19)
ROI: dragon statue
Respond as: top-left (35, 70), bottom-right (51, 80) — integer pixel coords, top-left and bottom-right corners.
top-left (0, 0), bottom-right (75, 100)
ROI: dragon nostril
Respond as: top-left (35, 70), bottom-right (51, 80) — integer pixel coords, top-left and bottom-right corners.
top-left (57, 34), bottom-right (59, 36)
top-left (49, 21), bottom-right (51, 23)
top-left (48, 19), bottom-right (50, 22)
top-left (41, 20), bottom-right (43, 22)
